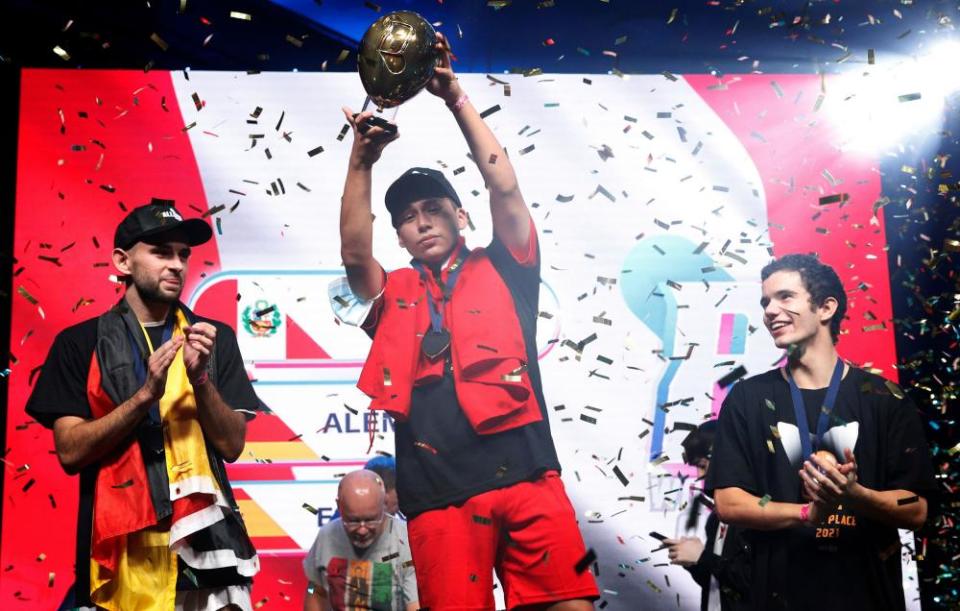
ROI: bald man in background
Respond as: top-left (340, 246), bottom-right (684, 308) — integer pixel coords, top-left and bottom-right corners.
top-left (303, 470), bottom-right (418, 611)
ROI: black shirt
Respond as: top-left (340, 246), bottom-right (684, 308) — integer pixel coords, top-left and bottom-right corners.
top-left (706, 367), bottom-right (936, 611)
top-left (24, 312), bottom-right (260, 604)
top-left (370, 234), bottom-right (562, 518)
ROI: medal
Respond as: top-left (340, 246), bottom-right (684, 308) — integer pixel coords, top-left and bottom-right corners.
top-left (412, 243), bottom-right (468, 363)
top-left (421, 328), bottom-right (451, 360)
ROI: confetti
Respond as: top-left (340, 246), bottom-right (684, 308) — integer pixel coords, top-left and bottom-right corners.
top-left (717, 365), bottom-right (747, 389)
top-left (612, 465), bottom-right (629, 487)
top-left (479, 105), bottom-right (501, 119)
top-left (574, 548), bottom-right (597, 574)
top-left (414, 441), bottom-right (438, 455)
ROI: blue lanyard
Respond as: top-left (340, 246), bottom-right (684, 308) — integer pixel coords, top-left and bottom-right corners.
top-left (411, 246), bottom-right (468, 333)
top-left (786, 358), bottom-right (844, 460)
top-left (128, 314), bottom-right (176, 424)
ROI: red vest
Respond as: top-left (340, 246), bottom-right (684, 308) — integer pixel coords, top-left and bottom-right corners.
top-left (357, 246), bottom-right (543, 434)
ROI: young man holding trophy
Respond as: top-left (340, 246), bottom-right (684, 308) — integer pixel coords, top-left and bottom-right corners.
top-left (330, 17), bottom-right (599, 611)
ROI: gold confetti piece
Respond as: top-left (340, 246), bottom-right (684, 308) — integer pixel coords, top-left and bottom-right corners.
top-left (944, 239), bottom-right (960, 253)
top-left (37, 553), bottom-right (46, 562)
top-left (53, 46), bottom-right (71, 61)
top-left (766, 440), bottom-right (776, 454)
top-left (898, 93), bottom-right (921, 103)
top-left (770, 81), bottom-right (784, 98)
top-left (884, 380), bottom-right (905, 400)
top-left (17, 286), bottom-right (39, 305)
top-left (897, 495), bottom-right (920, 506)
top-left (302, 503), bottom-right (318, 515)
top-left (414, 441), bottom-right (438, 454)
top-left (651, 454), bottom-right (670, 467)
top-left (230, 11), bottom-right (252, 20)
top-left (758, 494), bottom-right (772, 507)
top-left (48, 572), bottom-right (55, 587)
top-left (150, 33), bottom-right (169, 51)
top-left (336, 49), bottom-right (350, 63)
top-left (182, 567), bottom-right (199, 587)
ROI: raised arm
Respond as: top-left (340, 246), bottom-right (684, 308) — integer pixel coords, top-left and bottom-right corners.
top-left (426, 33), bottom-right (532, 253)
top-left (339, 108), bottom-right (398, 300)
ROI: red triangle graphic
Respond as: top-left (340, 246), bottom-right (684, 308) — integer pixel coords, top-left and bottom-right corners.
top-left (286, 315), bottom-right (331, 359)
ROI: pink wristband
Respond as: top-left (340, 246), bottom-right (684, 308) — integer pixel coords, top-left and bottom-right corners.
top-left (447, 94), bottom-right (469, 112)
top-left (799, 502), bottom-right (811, 523)
top-left (192, 371), bottom-right (209, 386)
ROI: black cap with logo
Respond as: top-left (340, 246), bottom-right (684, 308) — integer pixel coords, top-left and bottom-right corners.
top-left (113, 199), bottom-right (214, 250)
top-left (385, 167), bottom-right (462, 226)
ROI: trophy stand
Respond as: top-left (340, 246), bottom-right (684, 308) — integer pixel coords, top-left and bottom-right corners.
top-left (355, 96), bottom-right (399, 135)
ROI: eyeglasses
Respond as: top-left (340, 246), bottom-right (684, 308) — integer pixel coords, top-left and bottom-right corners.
top-left (342, 513), bottom-right (385, 530)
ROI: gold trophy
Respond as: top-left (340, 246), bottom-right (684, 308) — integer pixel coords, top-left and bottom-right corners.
top-left (355, 10), bottom-right (440, 134)
top-left (814, 449), bottom-right (838, 470)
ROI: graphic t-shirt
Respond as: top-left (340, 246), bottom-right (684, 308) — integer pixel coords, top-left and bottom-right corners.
top-left (302, 516), bottom-right (417, 611)
top-left (706, 366), bottom-right (936, 611)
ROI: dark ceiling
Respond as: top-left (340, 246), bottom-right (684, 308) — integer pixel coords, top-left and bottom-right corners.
top-left (2, 0), bottom-right (957, 75)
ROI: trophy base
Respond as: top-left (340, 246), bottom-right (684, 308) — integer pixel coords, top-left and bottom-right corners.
top-left (354, 96), bottom-right (399, 135)
top-left (353, 113), bottom-right (398, 135)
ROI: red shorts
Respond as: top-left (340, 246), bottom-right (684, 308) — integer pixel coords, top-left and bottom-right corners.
top-left (407, 471), bottom-right (599, 610)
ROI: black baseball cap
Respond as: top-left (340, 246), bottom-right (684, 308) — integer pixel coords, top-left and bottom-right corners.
top-left (114, 199), bottom-right (213, 250)
top-left (385, 167), bottom-right (462, 226)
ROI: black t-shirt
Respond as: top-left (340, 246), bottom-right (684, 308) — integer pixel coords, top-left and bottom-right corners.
top-left (368, 234), bottom-right (561, 518)
top-left (24, 312), bottom-right (260, 603)
top-left (706, 367), bottom-right (936, 611)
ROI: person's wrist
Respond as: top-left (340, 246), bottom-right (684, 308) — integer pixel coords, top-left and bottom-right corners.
top-left (799, 502), bottom-right (812, 524)
top-left (190, 371), bottom-right (209, 387)
top-left (349, 149), bottom-right (376, 170)
top-left (446, 93), bottom-right (469, 113)
top-left (135, 386), bottom-right (157, 407)
top-left (443, 84), bottom-right (466, 107)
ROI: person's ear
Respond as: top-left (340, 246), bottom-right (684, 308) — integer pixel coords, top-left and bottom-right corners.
top-left (819, 296), bottom-right (838, 325)
top-left (455, 207), bottom-right (468, 231)
top-left (112, 247), bottom-right (132, 276)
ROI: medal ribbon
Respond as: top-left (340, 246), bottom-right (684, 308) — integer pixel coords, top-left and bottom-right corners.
top-left (411, 241), bottom-right (469, 335)
top-left (786, 358), bottom-right (845, 460)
